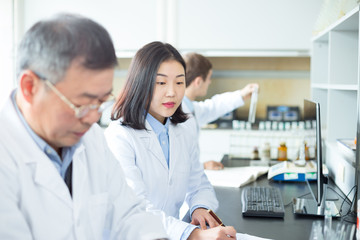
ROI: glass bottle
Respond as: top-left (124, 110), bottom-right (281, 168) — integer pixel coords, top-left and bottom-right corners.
top-left (304, 141), bottom-right (310, 160)
top-left (251, 147), bottom-right (259, 160)
top-left (296, 141), bottom-right (310, 161)
top-left (277, 142), bottom-right (287, 161)
top-left (260, 142), bottom-right (271, 164)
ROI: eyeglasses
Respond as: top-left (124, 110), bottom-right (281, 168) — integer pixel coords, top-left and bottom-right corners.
top-left (35, 72), bottom-right (114, 119)
top-left (44, 80), bottom-right (114, 118)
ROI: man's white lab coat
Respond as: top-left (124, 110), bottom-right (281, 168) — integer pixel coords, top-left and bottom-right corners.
top-left (0, 93), bottom-right (168, 240)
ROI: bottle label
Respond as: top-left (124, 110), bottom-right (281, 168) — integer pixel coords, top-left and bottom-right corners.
top-left (278, 149), bottom-right (287, 161)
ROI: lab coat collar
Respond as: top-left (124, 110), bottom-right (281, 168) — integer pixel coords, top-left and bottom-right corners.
top-left (142, 120), bottom-right (168, 170)
top-left (32, 135), bottom-right (87, 209)
top-left (141, 120), bottom-right (182, 173)
top-left (182, 96), bottom-right (194, 114)
top-left (0, 93), bottom-right (86, 208)
top-left (32, 157), bottom-right (73, 207)
top-left (71, 144), bottom-right (87, 209)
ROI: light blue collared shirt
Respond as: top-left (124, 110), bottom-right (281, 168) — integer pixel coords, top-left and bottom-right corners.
top-left (11, 90), bottom-right (78, 179)
top-left (146, 113), bottom-right (170, 167)
top-left (182, 96), bottom-right (195, 115)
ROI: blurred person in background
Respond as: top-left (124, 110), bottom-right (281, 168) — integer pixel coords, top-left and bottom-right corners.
top-left (182, 53), bottom-right (259, 170)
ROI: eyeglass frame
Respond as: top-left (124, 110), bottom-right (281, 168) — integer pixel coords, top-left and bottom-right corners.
top-left (33, 71), bottom-right (114, 119)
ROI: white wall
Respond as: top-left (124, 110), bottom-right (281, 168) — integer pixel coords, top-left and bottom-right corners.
top-left (177, 0), bottom-right (323, 51)
top-left (0, 0), bottom-right (15, 106)
top-left (22, 0), bottom-right (161, 55)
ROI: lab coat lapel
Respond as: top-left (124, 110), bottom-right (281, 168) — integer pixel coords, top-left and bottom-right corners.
top-left (32, 157), bottom-right (73, 208)
top-left (2, 96), bottom-right (73, 208)
top-left (142, 121), bottom-right (168, 170)
top-left (18, 135), bottom-right (73, 208)
top-left (72, 144), bottom-right (87, 209)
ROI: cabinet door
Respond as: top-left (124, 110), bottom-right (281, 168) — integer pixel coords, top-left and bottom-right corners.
top-left (0, 0), bottom-right (14, 105)
top-left (177, 0), bottom-right (322, 51)
top-left (23, 0), bottom-right (159, 53)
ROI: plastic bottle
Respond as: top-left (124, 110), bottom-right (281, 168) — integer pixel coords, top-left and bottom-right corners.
top-left (277, 142), bottom-right (287, 161)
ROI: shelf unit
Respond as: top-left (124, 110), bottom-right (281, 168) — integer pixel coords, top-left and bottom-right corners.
top-left (311, 6), bottom-right (359, 197)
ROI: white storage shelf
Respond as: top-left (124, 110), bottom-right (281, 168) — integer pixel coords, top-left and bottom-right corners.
top-left (311, 5), bottom-right (359, 196)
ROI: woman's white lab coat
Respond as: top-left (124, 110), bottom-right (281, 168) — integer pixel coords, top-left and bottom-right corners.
top-left (0, 95), bottom-right (167, 240)
top-left (105, 120), bottom-right (218, 240)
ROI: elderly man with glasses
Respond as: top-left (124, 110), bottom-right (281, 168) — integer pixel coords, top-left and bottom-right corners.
top-left (0, 14), bottom-right (168, 240)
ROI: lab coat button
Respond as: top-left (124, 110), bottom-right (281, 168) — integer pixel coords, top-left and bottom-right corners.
top-left (169, 179), bottom-right (173, 185)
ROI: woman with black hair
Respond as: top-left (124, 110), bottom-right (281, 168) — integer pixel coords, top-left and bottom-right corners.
top-left (105, 41), bottom-right (236, 240)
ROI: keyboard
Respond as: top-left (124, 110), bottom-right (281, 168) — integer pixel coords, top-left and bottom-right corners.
top-left (241, 186), bottom-right (285, 218)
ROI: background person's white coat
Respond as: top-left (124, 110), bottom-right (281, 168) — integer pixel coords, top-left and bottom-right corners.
top-left (182, 90), bottom-right (245, 135)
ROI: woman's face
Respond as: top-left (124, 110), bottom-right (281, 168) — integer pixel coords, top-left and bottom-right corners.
top-left (148, 59), bottom-right (185, 123)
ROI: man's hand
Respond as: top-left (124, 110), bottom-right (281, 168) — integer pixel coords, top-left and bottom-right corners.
top-left (188, 226), bottom-right (237, 239)
top-left (190, 208), bottom-right (220, 230)
top-left (204, 161), bottom-right (224, 170)
top-left (240, 83), bottom-right (259, 101)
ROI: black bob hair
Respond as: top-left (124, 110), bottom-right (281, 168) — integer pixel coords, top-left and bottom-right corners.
top-left (111, 41), bottom-right (188, 130)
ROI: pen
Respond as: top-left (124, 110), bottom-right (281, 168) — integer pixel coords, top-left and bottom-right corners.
top-left (207, 209), bottom-right (225, 226)
top-left (208, 209), bottom-right (234, 238)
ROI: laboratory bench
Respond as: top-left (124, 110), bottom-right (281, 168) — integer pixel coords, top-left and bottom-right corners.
top-left (213, 157), bottom-right (355, 240)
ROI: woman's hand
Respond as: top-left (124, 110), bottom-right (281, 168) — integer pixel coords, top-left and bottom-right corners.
top-left (188, 226), bottom-right (237, 240)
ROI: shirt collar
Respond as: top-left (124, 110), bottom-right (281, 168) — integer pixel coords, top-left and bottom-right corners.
top-left (11, 90), bottom-right (81, 157)
top-left (146, 113), bottom-right (170, 136)
top-left (183, 95), bottom-right (194, 113)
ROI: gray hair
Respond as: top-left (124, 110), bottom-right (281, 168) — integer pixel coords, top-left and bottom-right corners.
top-left (17, 13), bottom-right (118, 84)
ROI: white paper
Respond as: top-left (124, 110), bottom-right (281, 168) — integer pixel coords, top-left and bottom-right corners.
top-left (204, 166), bottom-right (269, 188)
top-left (236, 233), bottom-right (273, 240)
